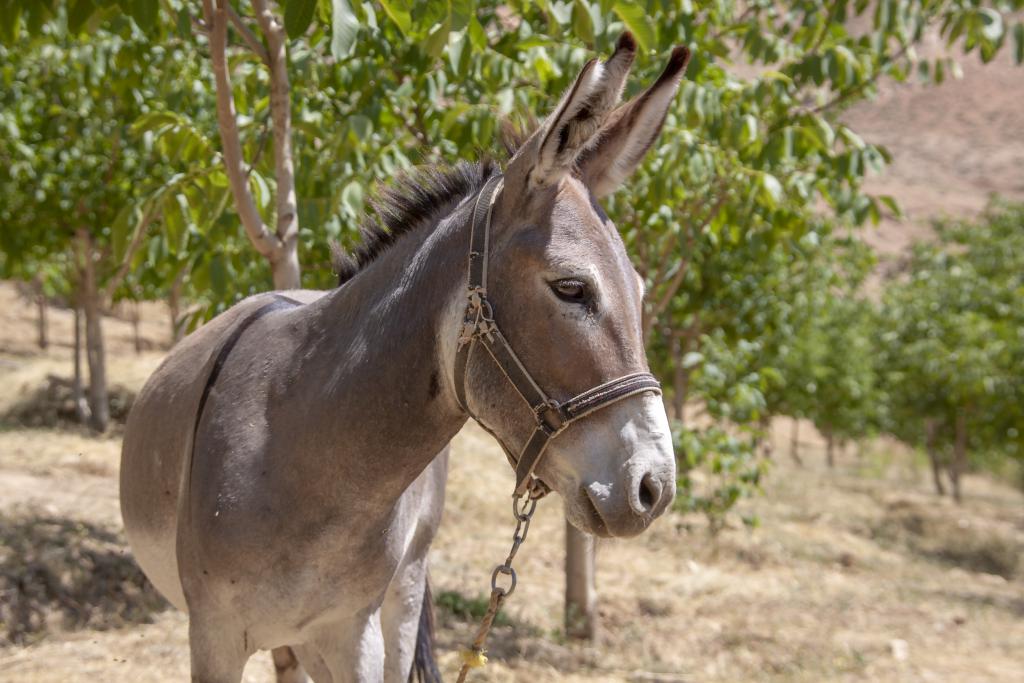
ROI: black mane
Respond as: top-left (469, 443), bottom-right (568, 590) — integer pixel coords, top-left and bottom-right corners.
top-left (332, 158), bottom-right (501, 286)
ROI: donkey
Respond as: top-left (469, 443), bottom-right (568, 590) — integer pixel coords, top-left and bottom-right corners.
top-left (120, 34), bottom-right (690, 683)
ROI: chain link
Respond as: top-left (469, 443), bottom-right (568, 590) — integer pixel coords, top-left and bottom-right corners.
top-left (455, 491), bottom-right (541, 682)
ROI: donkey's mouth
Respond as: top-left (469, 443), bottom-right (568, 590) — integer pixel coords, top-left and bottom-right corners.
top-left (579, 487), bottom-right (611, 538)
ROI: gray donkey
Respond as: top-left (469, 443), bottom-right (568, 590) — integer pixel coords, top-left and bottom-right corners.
top-left (120, 34), bottom-right (690, 683)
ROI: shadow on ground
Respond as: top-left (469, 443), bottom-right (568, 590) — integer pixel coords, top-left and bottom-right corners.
top-left (0, 509), bottom-right (168, 646)
top-left (0, 375), bottom-right (135, 430)
top-left (871, 498), bottom-right (1021, 579)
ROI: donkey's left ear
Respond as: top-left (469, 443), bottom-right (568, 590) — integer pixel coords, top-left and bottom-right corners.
top-left (508, 33), bottom-right (638, 189)
top-left (576, 46), bottom-right (692, 198)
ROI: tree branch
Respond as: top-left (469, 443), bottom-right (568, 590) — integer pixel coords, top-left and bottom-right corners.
top-left (203, 0), bottom-right (281, 260)
top-left (771, 42), bottom-right (913, 133)
top-left (642, 188), bottom-right (729, 344)
top-left (645, 175), bottom-right (729, 293)
top-left (251, 0), bottom-right (299, 253)
top-left (227, 4), bottom-right (270, 65)
top-left (103, 204), bottom-right (161, 302)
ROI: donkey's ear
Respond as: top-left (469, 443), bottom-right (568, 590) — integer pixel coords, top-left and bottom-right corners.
top-left (509, 34), bottom-right (638, 189)
top-left (576, 46), bottom-right (692, 198)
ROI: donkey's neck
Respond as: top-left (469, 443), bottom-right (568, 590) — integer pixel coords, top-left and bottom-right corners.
top-left (288, 197), bottom-right (475, 501)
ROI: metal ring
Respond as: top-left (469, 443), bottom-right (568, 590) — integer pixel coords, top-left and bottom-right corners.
top-left (479, 298), bottom-right (494, 322)
top-left (490, 564), bottom-right (517, 597)
top-left (513, 495), bottom-right (537, 522)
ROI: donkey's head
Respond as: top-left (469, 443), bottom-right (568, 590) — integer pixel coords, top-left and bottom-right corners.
top-left (459, 35), bottom-right (690, 538)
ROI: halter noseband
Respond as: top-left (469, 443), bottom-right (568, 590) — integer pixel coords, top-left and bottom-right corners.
top-left (453, 174), bottom-right (662, 497)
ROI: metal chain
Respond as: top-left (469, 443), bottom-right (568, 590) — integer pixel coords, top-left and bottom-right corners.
top-left (455, 491), bottom-right (541, 682)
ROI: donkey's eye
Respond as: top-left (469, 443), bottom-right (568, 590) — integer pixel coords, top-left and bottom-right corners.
top-left (550, 278), bottom-right (590, 304)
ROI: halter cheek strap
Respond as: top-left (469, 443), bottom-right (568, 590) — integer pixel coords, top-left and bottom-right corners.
top-left (453, 174), bottom-right (662, 497)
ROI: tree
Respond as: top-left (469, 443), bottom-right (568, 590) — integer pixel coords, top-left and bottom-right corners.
top-left (0, 12), bottom-right (182, 430)
top-left (877, 202), bottom-right (1024, 501)
top-left (198, 0), bottom-right (300, 289)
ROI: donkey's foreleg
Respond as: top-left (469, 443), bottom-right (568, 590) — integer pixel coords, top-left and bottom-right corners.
top-left (187, 615), bottom-right (251, 683)
top-left (381, 557), bottom-right (428, 682)
top-left (313, 611), bottom-right (386, 683)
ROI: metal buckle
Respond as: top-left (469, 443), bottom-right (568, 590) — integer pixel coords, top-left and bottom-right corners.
top-left (535, 400), bottom-right (564, 435)
top-left (467, 287), bottom-right (488, 310)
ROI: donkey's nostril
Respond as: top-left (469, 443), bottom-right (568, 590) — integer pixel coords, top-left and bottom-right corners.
top-left (638, 472), bottom-right (661, 514)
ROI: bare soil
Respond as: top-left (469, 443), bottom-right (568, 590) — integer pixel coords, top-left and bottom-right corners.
top-left (844, 43), bottom-right (1024, 262)
top-left (1, 282), bottom-right (1022, 683)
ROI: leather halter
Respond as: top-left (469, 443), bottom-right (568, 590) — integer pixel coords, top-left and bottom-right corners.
top-left (453, 174), bottom-right (662, 497)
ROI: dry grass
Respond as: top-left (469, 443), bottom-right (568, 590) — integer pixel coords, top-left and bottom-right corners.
top-left (429, 430), bottom-right (1024, 683)
top-left (1, 286), bottom-right (1022, 681)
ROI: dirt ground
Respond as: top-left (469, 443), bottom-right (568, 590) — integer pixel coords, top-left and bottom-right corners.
top-left (3, 40), bottom-right (1024, 683)
top-left (844, 42), bottom-right (1024, 262)
top-left (1, 291), bottom-right (1022, 683)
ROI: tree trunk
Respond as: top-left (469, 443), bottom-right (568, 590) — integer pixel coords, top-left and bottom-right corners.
top-left (951, 409), bottom-right (968, 503)
top-left (168, 268), bottom-right (186, 345)
top-left (789, 418), bottom-right (802, 465)
top-left (72, 304), bottom-right (91, 425)
top-left (825, 430), bottom-right (835, 468)
top-left (77, 229), bottom-right (109, 432)
top-left (204, 0), bottom-right (301, 291)
top-left (671, 332), bottom-right (688, 422)
top-left (270, 248), bottom-right (301, 290)
top-left (924, 418), bottom-right (945, 496)
top-left (35, 276), bottom-right (48, 349)
top-left (669, 324), bottom-right (700, 422)
top-left (565, 521), bottom-right (597, 640)
top-left (132, 300), bottom-right (142, 354)
top-left (759, 415), bottom-right (773, 460)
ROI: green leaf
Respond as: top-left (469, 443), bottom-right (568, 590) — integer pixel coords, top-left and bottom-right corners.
top-left (110, 204), bottom-right (135, 263)
top-left (448, 29), bottom-right (468, 74)
top-left (349, 114), bottom-right (372, 140)
top-left (806, 116), bottom-right (834, 151)
top-left (285, 0), bottom-right (318, 39)
top-left (423, 18), bottom-right (451, 60)
top-left (163, 194), bottom-right (185, 255)
top-left (612, 1), bottom-right (656, 52)
top-left (546, 0), bottom-right (573, 25)
top-left (838, 126), bottom-right (865, 149)
top-left (210, 252), bottom-right (228, 299)
top-left (450, 0), bottom-right (473, 32)
top-left (68, 0), bottom-right (98, 34)
top-left (379, 0), bottom-right (411, 35)
top-left (341, 180), bottom-right (363, 215)
top-left (978, 8), bottom-right (1003, 43)
top-left (129, 0), bottom-right (159, 33)
top-left (572, 0), bottom-right (594, 45)
top-left (132, 110), bottom-right (179, 134)
top-left (879, 194), bottom-right (902, 218)
top-left (0, 3), bottom-right (22, 45)
top-left (758, 173), bottom-right (783, 207)
top-left (681, 351), bottom-right (704, 369)
top-left (331, 0), bottom-right (360, 58)
top-left (738, 114), bottom-right (758, 147)
top-left (467, 16), bottom-right (487, 51)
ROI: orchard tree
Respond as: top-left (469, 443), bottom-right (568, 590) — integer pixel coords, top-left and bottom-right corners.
top-left (0, 12), bottom-right (190, 430)
top-left (878, 202), bottom-right (1024, 501)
